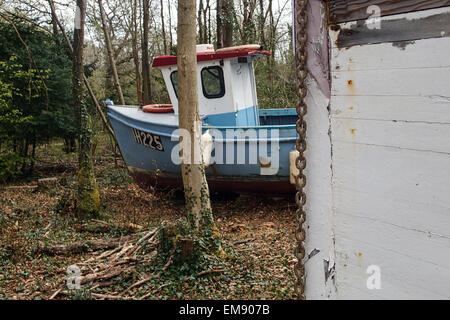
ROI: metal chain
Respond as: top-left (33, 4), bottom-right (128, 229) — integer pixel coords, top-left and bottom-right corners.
top-left (294, 0), bottom-right (308, 300)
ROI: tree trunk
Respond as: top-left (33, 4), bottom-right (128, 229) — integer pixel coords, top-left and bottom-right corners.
top-left (142, 0), bottom-right (152, 104)
top-left (207, 0), bottom-right (212, 43)
top-left (198, 0), bottom-right (209, 44)
top-left (21, 138), bottom-right (29, 174)
top-left (131, 0), bottom-right (142, 104)
top-left (258, 0), bottom-right (266, 47)
top-left (98, 0), bottom-right (125, 105)
top-left (160, 0), bottom-right (168, 55)
top-left (168, 0), bottom-right (174, 51)
top-left (216, 0), bottom-right (223, 48)
top-left (216, 0), bottom-right (233, 48)
top-left (198, 0), bottom-right (204, 43)
top-left (73, 0), bottom-right (101, 218)
top-left (177, 0), bottom-right (217, 234)
top-left (50, 8), bottom-right (59, 35)
top-left (268, 0), bottom-right (275, 62)
top-left (29, 138), bottom-right (36, 175)
top-left (203, 0), bottom-right (209, 43)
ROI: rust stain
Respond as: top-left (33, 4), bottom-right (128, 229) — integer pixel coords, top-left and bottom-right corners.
top-left (357, 252), bottom-right (363, 257)
top-left (347, 79), bottom-right (357, 95)
top-left (349, 106), bottom-right (354, 111)
top-left (350, 128), bottom-right (356, 135)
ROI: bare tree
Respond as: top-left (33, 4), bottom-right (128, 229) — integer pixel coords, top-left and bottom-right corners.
top-left (98, 0), bottom-right (125, 105)
top-left (73, 0), bottom-right (101, 218)
top-left (141, 0), bottom-right (152, 104)
top-left (168, 0), bottom-right (173, 50)
top-left (160, 0), bottom-right (168, 54)
top-left (198, 0), bottom-right (204, 43)
top-left (178, 0), bottom-right (218, 234)
top-left (131, 0), bottom-right (143, 103)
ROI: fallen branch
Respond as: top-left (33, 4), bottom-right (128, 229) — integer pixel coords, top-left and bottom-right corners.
top-left (233, 238), bottom-right (255, 246)
top-left (49, 287), bottom-right (62, 300)
top-left (81, 268), bottom-right (125, 285)
top-left (135, 229), bottom-right (158, 246)
top-left (3, 185), bottom-right (38, 190)
top-left (45, 228), bottom-right (160, 299)
top-left (140, 282), bottom-right (173, 300)
top-left (38, 235), bottom-right (136, 255)
top-left (123, 274), bottom-right (159, 294)
top-left (196, 269), bottom-right (229, 277)
top-left (91, 293), bottom-right (128, 300)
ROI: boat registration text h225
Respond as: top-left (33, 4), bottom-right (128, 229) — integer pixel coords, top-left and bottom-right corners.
top-left (132, 128), bottom-right (164, 152)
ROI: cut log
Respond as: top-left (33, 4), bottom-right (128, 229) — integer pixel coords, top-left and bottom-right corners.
top-left (38, 236), bottom-right (136, 255)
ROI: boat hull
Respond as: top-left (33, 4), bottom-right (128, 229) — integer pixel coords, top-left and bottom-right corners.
top-left (107, 106), bottom-right (298, 194)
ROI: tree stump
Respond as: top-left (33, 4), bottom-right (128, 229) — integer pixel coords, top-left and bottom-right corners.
top-left (157, 220), bottom-right (199, 268)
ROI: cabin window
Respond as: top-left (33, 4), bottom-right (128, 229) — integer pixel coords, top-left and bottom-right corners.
top-left (170, 71), bottom-right (178, 98)
top-left (201, 66), bottom-right (225, 99)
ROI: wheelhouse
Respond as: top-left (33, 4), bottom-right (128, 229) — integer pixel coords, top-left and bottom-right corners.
top-left (152, 44), bottom-right (271, 127)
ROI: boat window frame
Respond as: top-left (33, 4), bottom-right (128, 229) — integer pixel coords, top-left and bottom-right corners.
top-left (201, 66), bottom-right (225, 99)
top-left (170, 70), bottom-right (178, 98)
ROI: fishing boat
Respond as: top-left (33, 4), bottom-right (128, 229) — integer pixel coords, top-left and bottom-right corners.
top-left (107, 44), bottom-right (298, 194)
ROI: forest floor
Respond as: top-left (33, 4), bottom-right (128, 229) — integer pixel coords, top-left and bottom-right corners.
top-left (0, 136), bottom-right (297, 300)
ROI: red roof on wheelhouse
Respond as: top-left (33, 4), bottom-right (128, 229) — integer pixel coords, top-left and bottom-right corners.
top-left (152, 44), bottom-right (271, 68)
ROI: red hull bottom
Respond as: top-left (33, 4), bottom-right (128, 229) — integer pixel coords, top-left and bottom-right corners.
top-left (131, 170), bottom-right (296, 195)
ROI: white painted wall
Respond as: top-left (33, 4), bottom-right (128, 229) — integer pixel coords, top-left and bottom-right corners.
top-left (326, 9), bottom-right (450, 299)
top-left (304, 78), bottom-right (337, 300)
top-left (228, 58), bottom-right (259, 112)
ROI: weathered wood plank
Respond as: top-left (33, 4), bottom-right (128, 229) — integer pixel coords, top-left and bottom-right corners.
top-left (332, 141), bottom-right (450, 299)
top-left (331, 37), bottom-right (450, 72)
top-left (330, 35), bottom-right (450, 122)
top-left (331, 118), bottom-right (450, 153)
top-left (327, 0), bottom-right (450, 24)
top-left (329, 7), bottom-right (450, 48)
top-left (331, 96), bottom-right (450, 123)
top-left (305, 0), bottom-right (331, 98)
top-left (328, 30), bottom-right (450, 299)
top-left (333, 142), bottom-right (450, 299)
top-left (331, 67), bottom-right (450, 97)
top-left (332, 142), bottom-right (450, 237)
top-left (303, 78), bottom-right (336, 299)
top-left (335, 236), bottom-right (450, 299)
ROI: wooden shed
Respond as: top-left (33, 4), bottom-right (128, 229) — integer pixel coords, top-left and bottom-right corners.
top-left (296, 0), bottom-right (450, 299)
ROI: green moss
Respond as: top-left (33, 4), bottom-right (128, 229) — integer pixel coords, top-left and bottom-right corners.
top-left (77, 165), bottom-right (101, 219)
